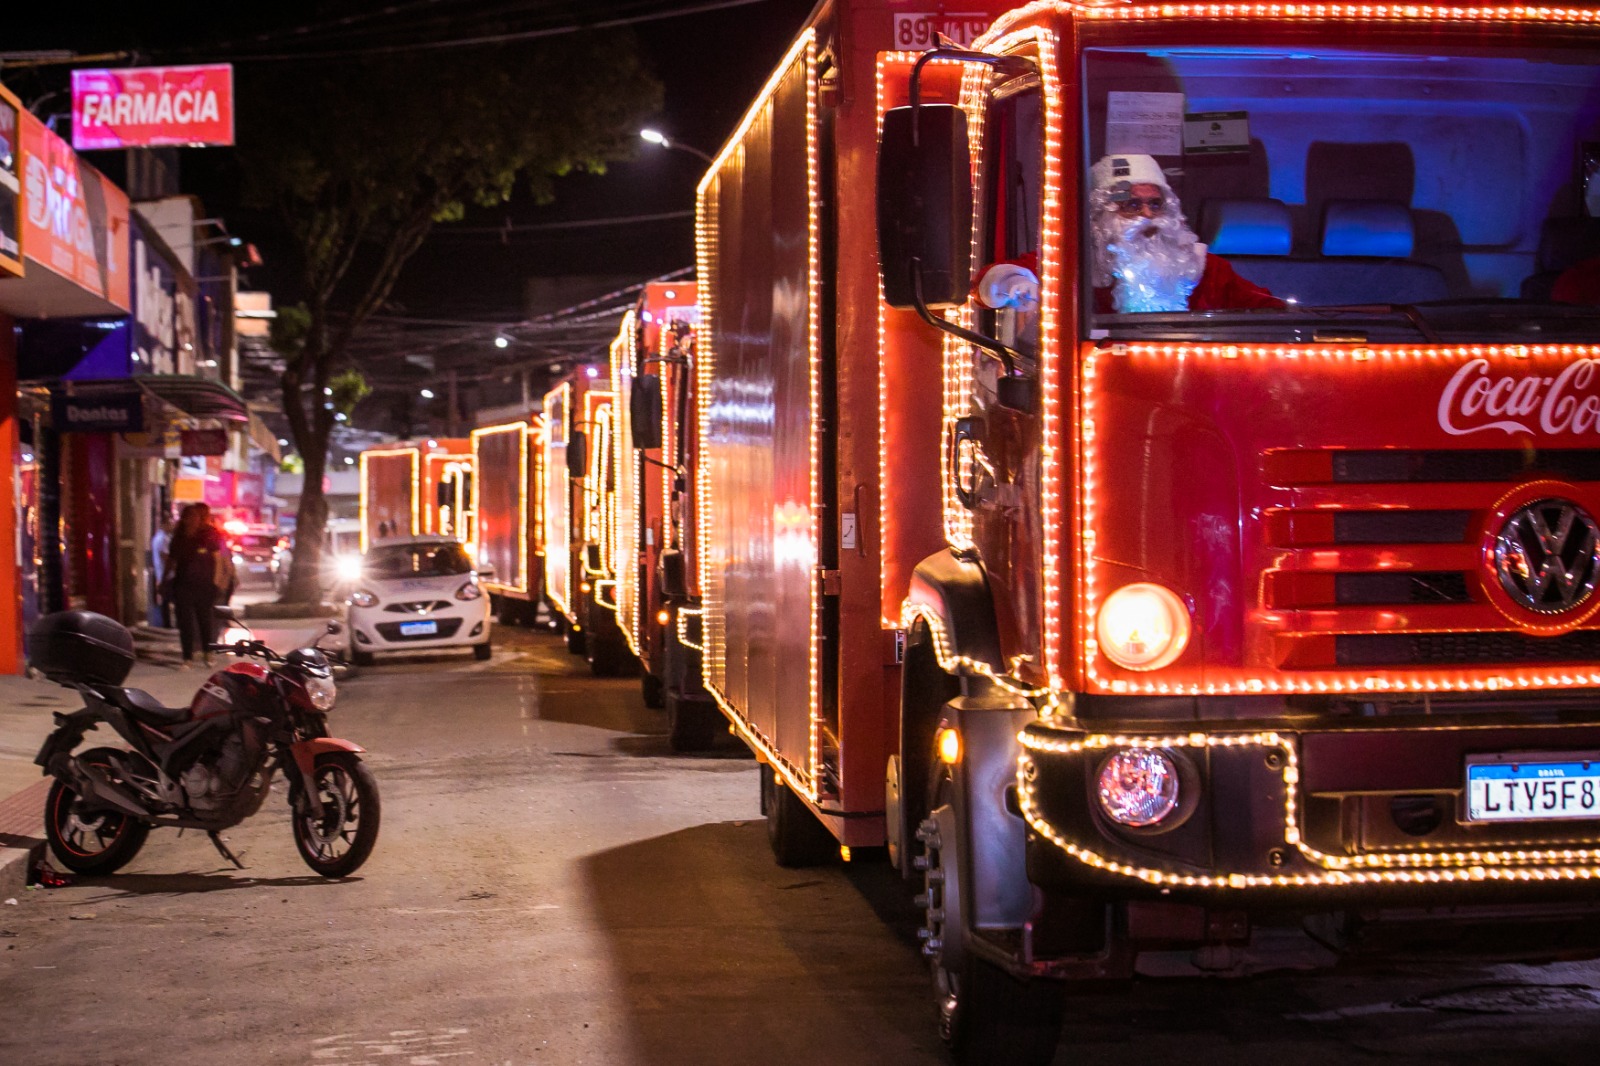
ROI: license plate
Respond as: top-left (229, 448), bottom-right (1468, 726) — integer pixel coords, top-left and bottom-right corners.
top-left (1465, 752), bottom-right (1600, 822)
top-left (399, 620), bottom-right (438, 637)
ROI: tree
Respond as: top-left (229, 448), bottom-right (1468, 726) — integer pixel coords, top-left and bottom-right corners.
top-left (240, 33), bottom-right (660, 602)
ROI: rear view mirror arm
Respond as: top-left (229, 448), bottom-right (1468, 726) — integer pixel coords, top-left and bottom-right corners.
top-left (911, 267), bottom-right (1020, 376)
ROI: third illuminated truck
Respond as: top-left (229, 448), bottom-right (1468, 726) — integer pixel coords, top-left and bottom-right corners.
top-left (693, 0), bottom-right (1600, 1062)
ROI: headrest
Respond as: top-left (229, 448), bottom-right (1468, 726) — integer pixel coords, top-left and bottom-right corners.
top-left (1321, 201), bottom-right (1414, 258)
top-left (1203, 199), bottom-right (1292, 257)
top-left (1538, 217), bottom-right (1600, 272)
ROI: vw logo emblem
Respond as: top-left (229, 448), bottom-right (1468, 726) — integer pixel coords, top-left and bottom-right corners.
top-left (1493, 498), bottom-right (1600, 614)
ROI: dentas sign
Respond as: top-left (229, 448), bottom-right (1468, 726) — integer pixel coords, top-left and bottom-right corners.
top-left (1438, 358), bottom-right (1600, 437)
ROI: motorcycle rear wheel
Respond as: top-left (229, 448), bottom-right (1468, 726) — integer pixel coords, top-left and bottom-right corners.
top-left (292, 752), bottom-right (380, 878)
top-left (45, 748), bottom-right (151, 875)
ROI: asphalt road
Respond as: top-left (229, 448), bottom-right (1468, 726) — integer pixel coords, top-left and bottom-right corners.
top-left (2, 624), bottom-right (1600, 1065)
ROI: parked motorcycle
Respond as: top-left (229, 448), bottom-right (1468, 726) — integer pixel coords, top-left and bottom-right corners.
top-left (28, 609), bottom-right (380, 878)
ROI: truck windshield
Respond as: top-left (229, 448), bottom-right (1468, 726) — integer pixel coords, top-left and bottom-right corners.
top-left (364, 543), bottom-right (473, 578)
top-left (1080, 43), bottom-right (1600, 342)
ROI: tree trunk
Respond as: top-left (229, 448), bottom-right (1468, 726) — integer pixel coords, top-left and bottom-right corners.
top-left (284, 438), bottom-right (331, 604)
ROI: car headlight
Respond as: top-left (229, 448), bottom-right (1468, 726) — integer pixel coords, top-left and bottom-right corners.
top-left (305, 673), bottom-right (337, 711)
top-left (1095, 583), bottom-right (1190, 671)
top-left (1097, 748), bottom-right (1180, 827)
top-left (335, 554), bottom-right (364, 582)
top-left (349, 589), bottom-right (378, 608)
top-left (455, 579), bottom-right (483, 601)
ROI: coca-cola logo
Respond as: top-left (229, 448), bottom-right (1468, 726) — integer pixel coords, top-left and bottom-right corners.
top-left (1438, 358), bottom-right (1600, 437)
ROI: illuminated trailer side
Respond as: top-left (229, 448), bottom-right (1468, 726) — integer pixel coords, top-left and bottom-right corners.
top-left (539, 367), bottom-right (611, 655)
top-left (471, 417), bottom-right (545, 624)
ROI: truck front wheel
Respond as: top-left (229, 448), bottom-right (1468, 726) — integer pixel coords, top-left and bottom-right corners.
top-left (921, 768), bottom-right (1064, 1066)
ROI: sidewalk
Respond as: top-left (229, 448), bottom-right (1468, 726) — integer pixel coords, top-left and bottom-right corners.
top-left (0, 609), bottom-right (336, 894)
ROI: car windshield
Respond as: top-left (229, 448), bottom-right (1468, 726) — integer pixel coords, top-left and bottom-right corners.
top-left (364, 543), bottom-right (472, 579)
top-left (1070, 41), bottom-right (1600, 343)
top-left (233, 535), bottom-right (276, 551)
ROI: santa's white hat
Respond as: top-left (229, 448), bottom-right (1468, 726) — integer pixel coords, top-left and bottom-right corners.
top-left (1090, 154), bottom-right (1172, 197)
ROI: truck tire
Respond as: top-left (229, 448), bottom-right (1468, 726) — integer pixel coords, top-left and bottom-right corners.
top-left (760, 763), bottom-right (836, 867)
top-left (920, 767), bottom-right (1064, 1066)
top-left (665, 690), bottom-right (720, 752)
top-left (892, 620), bottom-right (962, 877)
top-left (641, 671), bottom-right (665, 709)
top-left (564, 619), bottom-right (587, 656)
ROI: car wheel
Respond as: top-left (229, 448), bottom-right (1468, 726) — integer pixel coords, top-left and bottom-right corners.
top-left (352, 650), bottom-right (375, 667)
top-left (473, 642), bottom-right (492, 661)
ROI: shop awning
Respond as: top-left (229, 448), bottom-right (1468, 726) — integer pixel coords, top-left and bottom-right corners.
top-left (53, 375), bottom-right (251, 424)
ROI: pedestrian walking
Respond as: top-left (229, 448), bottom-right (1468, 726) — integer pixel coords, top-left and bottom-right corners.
top-left (164, 504), bottom-right (233, 668)
top-left (149, 516), bottom-right (174, 628)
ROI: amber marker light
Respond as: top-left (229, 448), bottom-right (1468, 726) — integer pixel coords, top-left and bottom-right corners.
top-left (938, 727), bottom-right (962, 766)
top-left (656, 609), bottom-right (671, 626)
top-left (1096, 583), bottom-right (1191, 672)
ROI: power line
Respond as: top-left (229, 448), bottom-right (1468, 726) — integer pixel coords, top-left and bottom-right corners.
top-left (224, 0), bottom-right (768, 62)
top-left (430, 209), bottom-right (694, 237)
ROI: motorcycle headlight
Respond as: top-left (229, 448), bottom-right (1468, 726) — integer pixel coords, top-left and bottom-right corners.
top-left (349, 589), bottom-right (378, 608)
top-left (305, 673), bottom-right (337, 711)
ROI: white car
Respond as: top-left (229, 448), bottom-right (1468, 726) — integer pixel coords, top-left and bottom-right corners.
top-left (345, 536), bottom-right (492, 665)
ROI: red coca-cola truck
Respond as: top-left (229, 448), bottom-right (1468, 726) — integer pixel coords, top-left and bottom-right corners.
top-left (539, 367), bottom-right (617, 658)
top-left (471, 417), bottom-right (545, 624)
top-left (697, 0), bottom-right (1600, 1061)
top-left (601, 282), bottom-right (728, 747)
top-left (358, 439), bottom-right (473, 552)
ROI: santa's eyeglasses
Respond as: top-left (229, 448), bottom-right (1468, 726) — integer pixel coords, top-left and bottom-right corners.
top-left (1112, 196), bottom-right (1165, 216)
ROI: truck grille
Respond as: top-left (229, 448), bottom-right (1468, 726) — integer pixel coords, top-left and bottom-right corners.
top-left (1263, 448), bottom-right (1600, 669)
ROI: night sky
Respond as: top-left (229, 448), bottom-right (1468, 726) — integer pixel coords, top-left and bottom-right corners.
top-left (4, 0), bottom-right (820, 329)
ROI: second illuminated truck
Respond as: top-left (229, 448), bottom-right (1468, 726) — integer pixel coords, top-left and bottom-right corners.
top-left (691, 0), bottom-right (1600, 1062)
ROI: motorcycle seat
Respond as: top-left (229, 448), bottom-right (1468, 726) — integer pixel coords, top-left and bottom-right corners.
top-left (105, 688), bottom-right (189, 726)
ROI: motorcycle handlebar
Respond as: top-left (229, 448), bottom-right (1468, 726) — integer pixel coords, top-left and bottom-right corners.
top-left (205, 639), bottom-right (286, 664)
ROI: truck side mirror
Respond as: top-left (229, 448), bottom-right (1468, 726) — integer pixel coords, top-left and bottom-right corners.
top-left (631, 374), bottom-right (664, 450)
top-left (658, 548), bottom-right (688, 600)
top-left (567, 429), bottom-right (588, 479)
top-left (877, 104), bottom-right (972, 309)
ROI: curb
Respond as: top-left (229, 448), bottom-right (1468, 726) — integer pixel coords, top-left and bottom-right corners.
top-left (243, 602), bottom-right (340, 619)
top-left (0, 780), bottom-right (49, 897)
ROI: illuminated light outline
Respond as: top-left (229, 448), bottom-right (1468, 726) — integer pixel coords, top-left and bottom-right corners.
top-left (875, 51), bottom-right (976, 626)
top-left (542, 381), bottom-right (575, 622)
top-left (983, 0), bottom-right (1600, 36)
top-left (470, 421), bottom-right (530, 595)
top-left (1082, 343), bottom-right (1600, 697)
top-left (695, 29), bottom-right (821, 803)
top-left (358, 447), bottom-right (421, 553)
top-left (1018, 727), bottom-right (1600, 885)
top-left (676, 606), bottom-right (705, 653)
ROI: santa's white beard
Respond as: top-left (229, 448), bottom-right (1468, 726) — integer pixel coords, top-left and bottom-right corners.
top-left (1095, 212), bottom-right (1206, 313)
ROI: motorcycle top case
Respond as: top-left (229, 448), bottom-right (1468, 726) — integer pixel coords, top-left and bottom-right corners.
top-left (26, 611), bottom-right (137, 686)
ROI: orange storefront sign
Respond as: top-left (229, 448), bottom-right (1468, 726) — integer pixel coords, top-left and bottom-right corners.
top-left (19, 110), bottom-right (129, 311)
top-left (0, 81), bottom-right (22, 279)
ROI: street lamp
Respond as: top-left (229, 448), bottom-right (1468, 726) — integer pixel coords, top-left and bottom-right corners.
top-left (640, 128), bottom-right (714, 165)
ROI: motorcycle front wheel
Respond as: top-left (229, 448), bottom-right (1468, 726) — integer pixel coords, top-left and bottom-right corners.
top-left (292, 753), bottom-right (380, 878)
top-left (45, 748), bottom-right (151, 875)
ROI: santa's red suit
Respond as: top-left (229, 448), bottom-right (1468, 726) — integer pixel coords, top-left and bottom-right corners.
top-left (1095, 254), bottom-right (1286, 313)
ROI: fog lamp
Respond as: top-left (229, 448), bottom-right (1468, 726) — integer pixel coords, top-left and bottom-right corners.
top-left (1097, 748), bottom-right (1180, 827)
top-left (1096, 583), bottom-right (1190, 671)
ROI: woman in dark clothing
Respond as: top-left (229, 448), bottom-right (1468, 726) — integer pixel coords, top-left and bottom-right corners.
top-left (164, 504), bottom-right (228, 668)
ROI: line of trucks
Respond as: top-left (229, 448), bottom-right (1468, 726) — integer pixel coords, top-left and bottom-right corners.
top-left (361, 2), bottom-right (1600, 1059)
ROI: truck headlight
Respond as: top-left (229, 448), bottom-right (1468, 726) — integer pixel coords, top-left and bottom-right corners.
top-left (1096, 583), bottom-right (1190, 671)
top-left (1097, 748), bottom-right (1180, 827)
